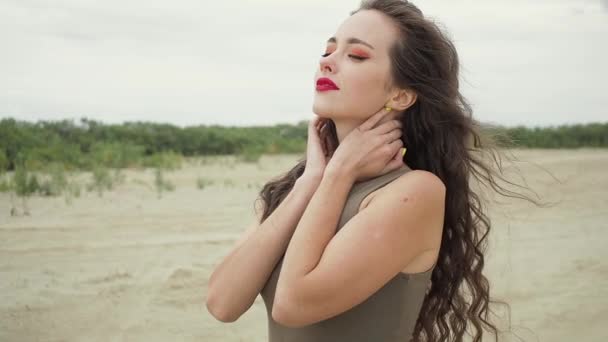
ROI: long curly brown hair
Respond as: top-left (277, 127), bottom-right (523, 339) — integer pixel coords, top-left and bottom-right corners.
top-left (254, 1), bottom-right (544, 341)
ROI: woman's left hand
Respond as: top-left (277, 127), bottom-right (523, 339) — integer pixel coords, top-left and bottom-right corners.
top-left (302, 115), bottom-right (334, 180)
top-left (326, 108), bottom-right (405, 182)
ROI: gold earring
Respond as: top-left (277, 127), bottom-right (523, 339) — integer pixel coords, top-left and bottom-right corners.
top-left (384, 106), bottom-right (392, 112)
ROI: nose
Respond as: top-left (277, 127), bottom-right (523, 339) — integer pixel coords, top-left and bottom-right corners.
top-left (319, 55), bottom-right (335, 73)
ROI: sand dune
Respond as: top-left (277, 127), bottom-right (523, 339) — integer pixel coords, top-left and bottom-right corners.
top-left (1, 149), bottom-right (606, 341)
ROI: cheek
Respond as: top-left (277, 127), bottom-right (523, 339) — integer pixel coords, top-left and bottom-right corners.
top-left (343, 69), bottom-right (388, 113)
top-left (346, 67), bottom-right (387, 97)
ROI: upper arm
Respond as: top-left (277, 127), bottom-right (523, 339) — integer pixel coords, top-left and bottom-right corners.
top-left (232, 206), bottom-right (263, 251)
top-left (272, 170), bottom-right (445, 327)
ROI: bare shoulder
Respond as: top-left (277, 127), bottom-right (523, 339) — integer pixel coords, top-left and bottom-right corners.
top-left (363, 169), bottom-right (446, 211)
top-left (395, 169), bottom-right (446, 198)
top-left (374, 170), bottom-right (444, 219)
top-left (362, 168), bottom-right (445, 273)
top-left (381, 169), bottom-right (444, 215)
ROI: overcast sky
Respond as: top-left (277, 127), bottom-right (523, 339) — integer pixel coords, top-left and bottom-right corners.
top-left (1, 0), bottom-right (606, 127)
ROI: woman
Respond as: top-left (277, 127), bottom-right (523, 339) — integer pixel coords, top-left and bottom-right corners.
top-left (207, 0), bottom-right (535, 341)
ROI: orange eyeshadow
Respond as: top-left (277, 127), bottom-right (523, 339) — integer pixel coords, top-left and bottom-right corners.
top-left (351, 48), bottom-right (369, 58)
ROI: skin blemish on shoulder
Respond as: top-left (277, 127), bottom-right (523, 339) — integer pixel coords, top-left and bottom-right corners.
top-left (401, 196), bottom-right (409, 203)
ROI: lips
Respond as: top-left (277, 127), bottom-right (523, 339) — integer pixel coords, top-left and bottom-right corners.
top-left (316, 77), bottom-right (339, 91)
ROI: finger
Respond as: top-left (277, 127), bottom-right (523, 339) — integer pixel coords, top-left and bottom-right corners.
top-left (387, 138), bottom-right (404, 158)
top-left (318, 119), bottom-right (327, 131)
top-left (309, 117), bottom-right (321, 141)
top-left (384, 152), bottom-right (405, 172)
top-left (359, 106), bottom-right (392, 131)
top-left (317, 118), bottom-right (330, 132)
top-left (316, 116), bottom-right (324, 127)
top-left (315, 116), bottom-right (327, 132)
top-left (384, 140), bottom-right (405, 171)
top-left (372, 119), bottom-right (403, 135)
top-left (381, 128), bottom-right (403, 144)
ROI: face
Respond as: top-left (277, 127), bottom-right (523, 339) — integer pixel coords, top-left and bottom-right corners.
top-left (313, 10), bottom-right (399, 121)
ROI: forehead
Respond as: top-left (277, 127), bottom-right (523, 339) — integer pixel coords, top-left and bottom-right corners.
top-left (332, 10), bottom-right (398, 51)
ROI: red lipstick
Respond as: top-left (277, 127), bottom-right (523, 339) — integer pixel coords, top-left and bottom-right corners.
top-left (316, 77), bottom-right (339, 91)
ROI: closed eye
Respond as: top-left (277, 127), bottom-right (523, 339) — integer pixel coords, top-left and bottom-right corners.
top-left (321, 53), bottom-right (368, 61)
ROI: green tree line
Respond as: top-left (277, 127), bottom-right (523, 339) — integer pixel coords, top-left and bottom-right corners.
top-left (0, 117), bottom-right (606, 172)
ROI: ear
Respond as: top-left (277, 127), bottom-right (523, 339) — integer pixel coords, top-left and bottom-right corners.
top-left (388, 88), bottom-right (417, 111)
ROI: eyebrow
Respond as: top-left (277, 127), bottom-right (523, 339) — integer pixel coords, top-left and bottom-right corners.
top-left (326, 36), bottom-right (375, 50)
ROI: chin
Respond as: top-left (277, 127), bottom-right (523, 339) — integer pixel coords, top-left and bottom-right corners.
top-left (312, 102), bottom-right (333, 118)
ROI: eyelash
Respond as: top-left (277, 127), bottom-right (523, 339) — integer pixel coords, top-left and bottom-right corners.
top-left (321, 52), bottom-right (368, 61)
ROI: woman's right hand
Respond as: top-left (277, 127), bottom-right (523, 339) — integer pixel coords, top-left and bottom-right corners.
top-left (302, 115), bottom-right (332, 182)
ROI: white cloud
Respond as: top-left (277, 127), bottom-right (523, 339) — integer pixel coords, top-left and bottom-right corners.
top-left (0, 0), bottom-right (606, 127)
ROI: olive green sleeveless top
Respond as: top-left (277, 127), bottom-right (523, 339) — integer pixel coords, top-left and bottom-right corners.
top-left (260, 164), bottom-right (435, 342)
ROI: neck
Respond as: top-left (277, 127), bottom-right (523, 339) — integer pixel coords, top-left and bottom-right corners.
top-left (334, 111), bottom-right (402, 143)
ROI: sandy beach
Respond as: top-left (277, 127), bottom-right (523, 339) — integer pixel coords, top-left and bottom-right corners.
top-left (1, 149), bottom-right (606, 341)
